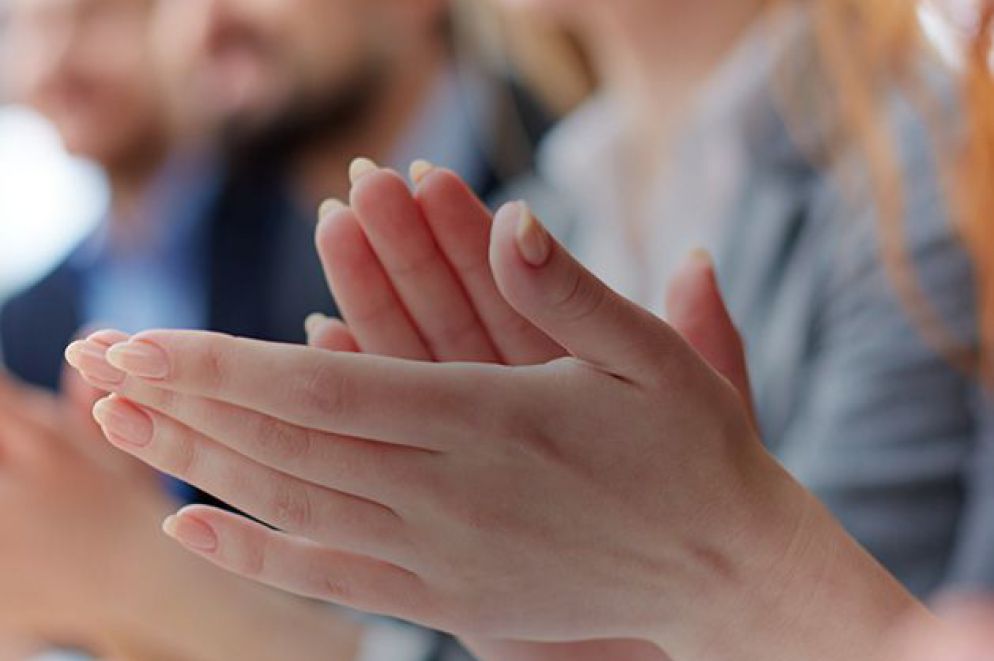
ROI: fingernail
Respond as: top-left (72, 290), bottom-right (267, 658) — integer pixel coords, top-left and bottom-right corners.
top-left (106, 340), bottom-right (170, 379)
top-left (689, 248), bottom-right (713, 265)
top-left (318, 198), bottom-right (346, 221)
top-left (305, 312), bottom-right (330, 338)
top-left (93, 397), bottom-right (153, 448)
top-left (409, 159), bottom-right (434, 184)
top-left (349, 157), bottom-right (378, 184)
top-left (163, 513), bottom-right (218, 553)
top-left (514, 202), bottom-right (552, 267)
top-left (85, 328), bottom-right (130, 345)
top-left (65, 341), bottom-right (125, 385)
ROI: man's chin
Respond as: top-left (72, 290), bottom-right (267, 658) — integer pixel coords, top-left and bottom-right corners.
top-left (215, 65), bottom-right (386, 170)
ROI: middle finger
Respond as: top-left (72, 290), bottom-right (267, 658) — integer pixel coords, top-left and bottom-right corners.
top-left (349, 166), bottom-right (501, 362)
top-left (92, 370), bottom-right (436, 504)
top-left (93, 395), bottom-right (413, 566)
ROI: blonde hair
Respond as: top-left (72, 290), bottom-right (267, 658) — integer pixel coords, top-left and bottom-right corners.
top-left (802, 0), bottom-right (994, 376)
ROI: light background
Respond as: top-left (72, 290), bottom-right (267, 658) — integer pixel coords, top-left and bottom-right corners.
top-left (0, 2), bottom-right (972, 306)
top-left (0, 107), bottom-right (107, 301)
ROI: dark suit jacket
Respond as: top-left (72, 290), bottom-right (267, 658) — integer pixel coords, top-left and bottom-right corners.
top-left (1, 166), bottom-right (337, 391)
top-left (1, 166), bottom-right (338, 514)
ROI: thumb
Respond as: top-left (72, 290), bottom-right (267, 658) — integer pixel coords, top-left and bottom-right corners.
top-left (305, 314), bottom-right (361, 353)
top-left (665, 252), bottom-right (758, 428)
top-left (489, 201), bottom-right (682, 376)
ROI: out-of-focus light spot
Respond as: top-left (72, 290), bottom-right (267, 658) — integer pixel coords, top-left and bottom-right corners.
top-left (0, 105), bottom-right (107, 300)
top-left (920, 2), bottom-right (965, 67)
top-left (919, 0), bottom-right (994, 69)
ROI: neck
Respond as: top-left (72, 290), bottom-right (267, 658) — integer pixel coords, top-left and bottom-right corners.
top-left (291, 42), bottom-right (449, 208)
top-left (104, 135), bottom-right (170, 244)
top-left (577, 0), bottom-right (765, 142)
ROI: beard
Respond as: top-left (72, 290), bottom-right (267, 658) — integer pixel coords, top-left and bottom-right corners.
top-left (217, 54), bottom-right (387, 175)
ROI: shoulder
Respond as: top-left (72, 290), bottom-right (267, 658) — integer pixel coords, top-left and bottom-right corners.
top-left (807, 71), bottom-right (976, 341)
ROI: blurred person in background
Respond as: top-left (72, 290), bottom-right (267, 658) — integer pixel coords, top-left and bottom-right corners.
top-left (0, 0), bottom-right (565, 658)
top-left (152, 0), bottom-right (566, 226)
top-left (499, 0), bottom-right (993, 599)
top-left (0, 0), bottom-right (359, 657)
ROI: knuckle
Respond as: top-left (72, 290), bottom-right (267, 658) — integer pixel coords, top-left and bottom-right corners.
top-left (550, 269), bottom-right (606, 324)
top-left (270, 482), bottom-right (313, 532)
top-left (443, 494), bottom-right (492, 533)
top-left (255, 415), bottom-right (311, 465)
top-left (165, 430), bottom-right (199, 478)
top-left (199, 340), bottom-right (229, 395)
top-left (299, 361), bottom-right (353, 419)
top-left (236, 530), bottom-right (269, 579)
top-left (386, 452), bottom-right (432, 497)
top-left (321, 574), bottom-right (354, 603)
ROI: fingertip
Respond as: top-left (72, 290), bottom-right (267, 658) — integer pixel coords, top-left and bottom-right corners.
top-left (164, 508), bottom-right (219, 553)
top-left (349, 167), bottom-right (412, 216)
top-left (304, 312), bottom-right (331, 340)
top-left (90, 394), bottom-right (112, 427)
top-left (308, 318), bottom-right (359, 353)
top-left (666, 249), bottom-right (722, 319)
top-left (412, 165), bottom-right (467, 199)
top-left (318, 198), bottom-right (347, 222)
top-left (490, 200), bottom-right (553, 271)
top-left (409, 159), bottom-right (435, 185)
top-left (348, 156), bottom-right (378, 184)
top-left (162, 514), bottom-right (179, 537)
top-left (514, 202), bottom-right (552, 267)
top-left (85, 328), bottom-right (131, 346)
top-left (64, 340), bottom-right (87, 370)
top-left (688, 248), bottom-right (714, 267)
top-left (315, 203), bottom-right (356, 252)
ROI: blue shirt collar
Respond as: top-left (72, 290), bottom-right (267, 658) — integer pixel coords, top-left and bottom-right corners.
top-left (71, 150), bottom-right (220, 272)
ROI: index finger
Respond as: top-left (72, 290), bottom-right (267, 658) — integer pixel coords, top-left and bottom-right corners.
top-left (89, 331), bottom-right (504, 447)
top-left (414, 168), bottom-right (564, 365)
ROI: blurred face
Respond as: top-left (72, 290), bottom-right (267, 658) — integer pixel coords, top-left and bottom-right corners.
top-left (0, 0), bottom-right (167, 166)
top-left (153, 0), bottom-right (444, 152)
top-left (493, 0), bottom-right (599, 23)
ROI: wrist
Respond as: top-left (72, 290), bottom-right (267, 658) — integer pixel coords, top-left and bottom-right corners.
top-left (651, 460), bottom-right (924, 660)
top-left (747, 490), bottom-right (925, 661)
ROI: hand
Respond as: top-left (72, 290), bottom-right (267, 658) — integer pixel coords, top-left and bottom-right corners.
top-left (310, 161), bottom-right (750, 406)
top-left (312, 161), bottom-right (564, 365)
top-left (309, 162), bottom-right (668, 660)
top-left (67, 194), bottom-right (922, 659)
top-left (307, 161), bottom-right (751, 661)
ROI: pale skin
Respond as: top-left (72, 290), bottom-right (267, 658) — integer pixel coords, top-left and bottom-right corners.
top-left (67, 164), bottom-right (928, 660)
